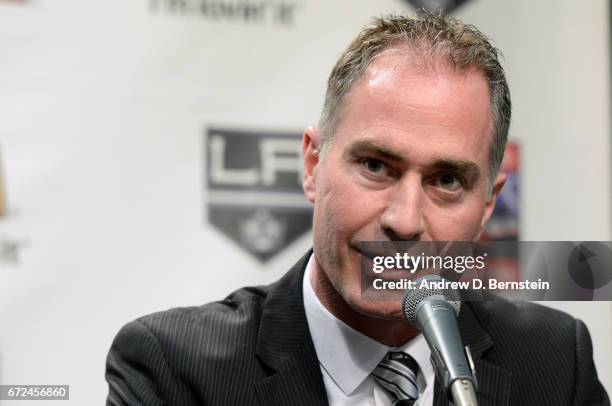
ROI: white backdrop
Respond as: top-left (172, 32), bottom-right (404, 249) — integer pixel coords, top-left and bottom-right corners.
top-left (0, 0), bottom-right (610, 404)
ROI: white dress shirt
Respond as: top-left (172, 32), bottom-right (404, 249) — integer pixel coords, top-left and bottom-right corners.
top-left (302, 255), bottom-right (435, 406)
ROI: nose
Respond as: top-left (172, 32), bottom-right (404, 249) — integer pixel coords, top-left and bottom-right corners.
top-left (379, 175), bottom-right (426, 241)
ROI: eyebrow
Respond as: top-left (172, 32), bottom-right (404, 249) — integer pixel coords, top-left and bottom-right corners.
top-left (433, 159), bottom-right (482, 183)
top-left (345, 140), bottom-right (482, 181)
top-left (345, 140), bottom-right (404, 162)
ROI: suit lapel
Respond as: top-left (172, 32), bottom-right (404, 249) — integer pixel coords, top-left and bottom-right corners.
top-left (433, 302), bottom-right (512, 406)
top-left (254, 250), bottom-right (328, 406)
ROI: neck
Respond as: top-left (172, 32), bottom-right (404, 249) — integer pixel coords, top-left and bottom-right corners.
top-left (310, 261), bottom-right (419, 347)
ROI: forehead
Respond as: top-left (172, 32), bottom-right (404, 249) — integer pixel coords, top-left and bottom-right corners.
top-left (333, 49), bottom-right (493, 167)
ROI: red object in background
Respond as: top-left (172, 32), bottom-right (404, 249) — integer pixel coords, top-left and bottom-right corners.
top-left (480, 142), bottom-right (520, 241)
top-left (479, 142), bottom-right (521, 279)
top-left (501, 143), bottom-right (519, 172)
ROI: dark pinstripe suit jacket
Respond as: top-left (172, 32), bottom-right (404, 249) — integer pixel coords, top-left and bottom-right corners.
top-left (106, 251), bottom-right (610, 406)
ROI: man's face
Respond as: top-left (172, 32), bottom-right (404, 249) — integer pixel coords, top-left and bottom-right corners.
top-left (302, 51), bottom-right (506, 319)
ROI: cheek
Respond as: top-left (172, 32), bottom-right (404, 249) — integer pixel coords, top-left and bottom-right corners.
top-left (312, 169), bottom-right (377, 266)
top-left (321, 184), bottom-right (385, 241)
top-left (424, 197), bottom-right (487, 240)
top-left (311, 182), bottom-right (344, 269)
top-left (314, 183), bottom-right (352, 246)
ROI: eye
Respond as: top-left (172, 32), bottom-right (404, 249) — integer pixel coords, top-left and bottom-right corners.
top-left (360, 158), bottom-right (396, 180)
top-left (362, 158), bottom-right (386, 174)
top-left (435, 173), bottom-right (464, 191)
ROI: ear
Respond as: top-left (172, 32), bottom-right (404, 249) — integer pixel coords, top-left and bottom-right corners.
top-left (302, 126), bottom-right (320, 203)
top-left (476, 172), bottom-right (507, 240)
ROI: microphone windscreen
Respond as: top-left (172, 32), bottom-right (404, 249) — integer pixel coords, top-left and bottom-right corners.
top-left (402, 275), bottom-right (461, 324)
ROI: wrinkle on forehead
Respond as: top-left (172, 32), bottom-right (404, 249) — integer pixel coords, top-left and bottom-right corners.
top-left (357, 76), bottom-right (490, 135)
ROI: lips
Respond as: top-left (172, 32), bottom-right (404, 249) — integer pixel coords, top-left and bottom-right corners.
top-left (356, 247), bottom-right (383, 263)
top-left (354, 246), bottom-right (410, 280)
top-left (353, 241), bottom-right (396, 261)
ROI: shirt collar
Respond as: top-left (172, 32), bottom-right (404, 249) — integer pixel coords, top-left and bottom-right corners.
top-left (302, 254), bottom-right (432, 395)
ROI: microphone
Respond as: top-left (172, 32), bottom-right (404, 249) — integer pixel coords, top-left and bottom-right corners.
top-left (402, 275), bottom-right (478, 406)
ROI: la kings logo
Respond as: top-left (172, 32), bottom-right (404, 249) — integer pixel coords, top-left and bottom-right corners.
top-left (205, 128), bottom-right (312, 262)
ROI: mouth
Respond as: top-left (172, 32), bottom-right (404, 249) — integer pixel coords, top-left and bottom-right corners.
top-left (352, 244), bottom-right (409, 281)
top-left (352, 242), bottom-right (391, 262)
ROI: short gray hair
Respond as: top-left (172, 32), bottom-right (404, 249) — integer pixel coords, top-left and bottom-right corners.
top-left (318, 13), bottom-right (511, 186)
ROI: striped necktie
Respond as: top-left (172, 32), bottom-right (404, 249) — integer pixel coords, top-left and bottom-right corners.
top-left (371, 351), bottom-right (419, 406)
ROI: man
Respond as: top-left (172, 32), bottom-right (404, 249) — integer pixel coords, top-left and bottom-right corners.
top-left (106, 13), bottom-right (610, 406)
